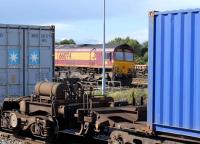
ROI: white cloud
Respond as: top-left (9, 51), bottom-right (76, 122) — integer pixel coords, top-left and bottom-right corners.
top-left (107, 28), bottom-right (148, 43)
top-left (41, 22), bottom-right (76, 41)
top-left (38, 1), bottom-right (200, 44)
top-left (130, 29), bottom-right (148, 43)
top-left (41, 22), bottom-right (74, 31)
top-left (76, 39), bottom-right (101, 44)
top-left (54, 23), bottom-right (73, 31)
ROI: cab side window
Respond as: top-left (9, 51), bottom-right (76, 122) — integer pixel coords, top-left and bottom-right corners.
top-left (109, 52), bottom-right (112, 61)
top-left (106, 52), bottom-right (112, 61)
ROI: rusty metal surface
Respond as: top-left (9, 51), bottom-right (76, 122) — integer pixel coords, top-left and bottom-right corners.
top-left (72, 105), bottom-right (147, 138)
top-left (109, 130), bottom-right (200, 144)
top-left (109, 130), bottom-right (161, 144)
top-left (0, 131), bottom-right (46, 144)
top-left (0, 80), bottom-right (87, 141)
top-left (0, 79), bottom-right (114, 143)
top-left (35, 82), bottom-right (66, 97)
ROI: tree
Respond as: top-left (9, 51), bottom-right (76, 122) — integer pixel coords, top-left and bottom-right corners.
top-left (59, 39), bottom-right (76, 45)
top-left (142, 41), bottom-right (148, 49)
top-left (140, 41), bottom-right (148, 57)
top-left (135, 56), bottom-right (145, 64)
top-left (55, 41), bottom-right (60, 45)
top-left (108, 37), bottom-right (142, 57)
top-left (143, 52), bottom-right (148, 63)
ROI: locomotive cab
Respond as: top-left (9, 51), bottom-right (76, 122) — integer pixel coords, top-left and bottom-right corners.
top-left (113, 44), bottom-right (135, 86)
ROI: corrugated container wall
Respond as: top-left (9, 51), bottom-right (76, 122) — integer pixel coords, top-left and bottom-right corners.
top-left (148, 9), bottom-right (200, 138)
top-left (0, 24), bottom-right (55, 102)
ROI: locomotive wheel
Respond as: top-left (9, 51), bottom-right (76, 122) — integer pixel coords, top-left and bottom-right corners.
top-left (110, 131), bottom-right (133, 144)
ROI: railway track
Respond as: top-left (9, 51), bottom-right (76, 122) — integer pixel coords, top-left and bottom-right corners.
top-left (0, 131), bottom-right (46, 144)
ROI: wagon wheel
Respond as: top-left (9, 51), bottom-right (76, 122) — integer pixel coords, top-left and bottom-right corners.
top-left (110, 131), bottom-right (133, 144)
top-left (73, 82), bottom-right (84, 101)
top-left (110, 135), bottom-right (124, 144)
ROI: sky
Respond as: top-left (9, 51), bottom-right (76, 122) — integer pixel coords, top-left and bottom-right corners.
top-left (0, 0), bottom-right (200, 44)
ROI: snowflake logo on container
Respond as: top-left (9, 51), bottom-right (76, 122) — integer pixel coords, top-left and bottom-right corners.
top-left (29, 49), bottom-right (40, 65)
top-left (8, 49), bottom-right (20, 65)
top-left (10, 52), bottom-right (18, 62)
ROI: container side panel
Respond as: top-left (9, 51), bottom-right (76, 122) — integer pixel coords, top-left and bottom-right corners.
top-left (7, 29), bottom-right (20, 46)
top-left (0, 87), bottom-right (6, 102)
top-left (25, 29), bottom-right (53, 95)
top-left (0, 69), bottom-right (7, 102)
top-left (169, 14), bottom-right (175, 126)
top-left (0, 28), bottom-right (23, 102)
top-left (27, 68), bottom-right (50, 95)
top-left (172, 13), bottom-right (182, 127)
top-left (0, 46), bottom-right (7, 68)
top-left (40, 47), bottom-right (52, 67)
top-left (147, 13), bottom-right (155, 125)
top-left (189, 13), bottom-right (195, 129)
top-left (194, 12), bottom-right (200, 130)
top-left (0, 25), bottom-right (53, 101)
top-left (40, 31), bottom-right (53, 47)
top-left (27, 69), bottom-right (40, 84)
top-left (182, 13), bottom-right (193, 129)
top-left (162, 14), bottom-right (172, 125)
top-left (149, 10), bottom-right (200, 138)
top-left (28, 30), bottom-right (52, 47)
top-left (179, 13), bottom-right (184, 128)
top-left (154, 15), bottom-right (163, 125)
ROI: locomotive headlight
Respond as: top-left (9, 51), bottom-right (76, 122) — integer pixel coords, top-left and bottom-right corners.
top-left (10, 113), bottom-right (18, 128)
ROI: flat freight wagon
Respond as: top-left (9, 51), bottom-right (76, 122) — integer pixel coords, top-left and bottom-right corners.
top-left (0, 24), bottom-right (55, 102)
top-left (80, 8), bottom-right (200, 144)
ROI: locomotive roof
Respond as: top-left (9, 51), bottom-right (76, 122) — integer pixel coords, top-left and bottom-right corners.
top-left (55, 44), bottom-right (118, 49)
top-left (55, 44), bottom-right (134, 53)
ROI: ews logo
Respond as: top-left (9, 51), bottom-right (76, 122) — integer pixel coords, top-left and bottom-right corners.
top-left (58, 52), bottom-right (71, 60)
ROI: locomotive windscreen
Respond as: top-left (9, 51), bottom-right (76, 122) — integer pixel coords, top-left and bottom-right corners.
top-left (114, 44), bottom-right (134, 61)
top-left (124, 49), bottom-right (134, 61)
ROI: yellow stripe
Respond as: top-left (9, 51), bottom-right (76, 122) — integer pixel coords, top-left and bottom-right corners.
top-left (55, 51), bottom-right (96, 61)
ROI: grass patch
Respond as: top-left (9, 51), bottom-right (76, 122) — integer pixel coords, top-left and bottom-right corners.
top-left (94, 88), bottom-right (148, 104)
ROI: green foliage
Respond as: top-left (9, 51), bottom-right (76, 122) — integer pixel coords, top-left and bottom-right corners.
top-left (107, 88), bottom-right (148, 104)
top-left (108, 37), bottom-right (142, 57)
top-left (59, 39), bottom-right (76, 45)
top-left (140, 41), bottom-right (148, 57)
top-left (55, 41), bottom-right (60, 45)
top-left (135, 56), bottom-right (145, 64)
top-left (108, 37), bottom-right (148, 64)
top-left (143, 52), bottom-right (148, 63)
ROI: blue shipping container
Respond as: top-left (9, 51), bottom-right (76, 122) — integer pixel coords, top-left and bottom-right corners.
top-left (148, 9), bottom-right (200, 138)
